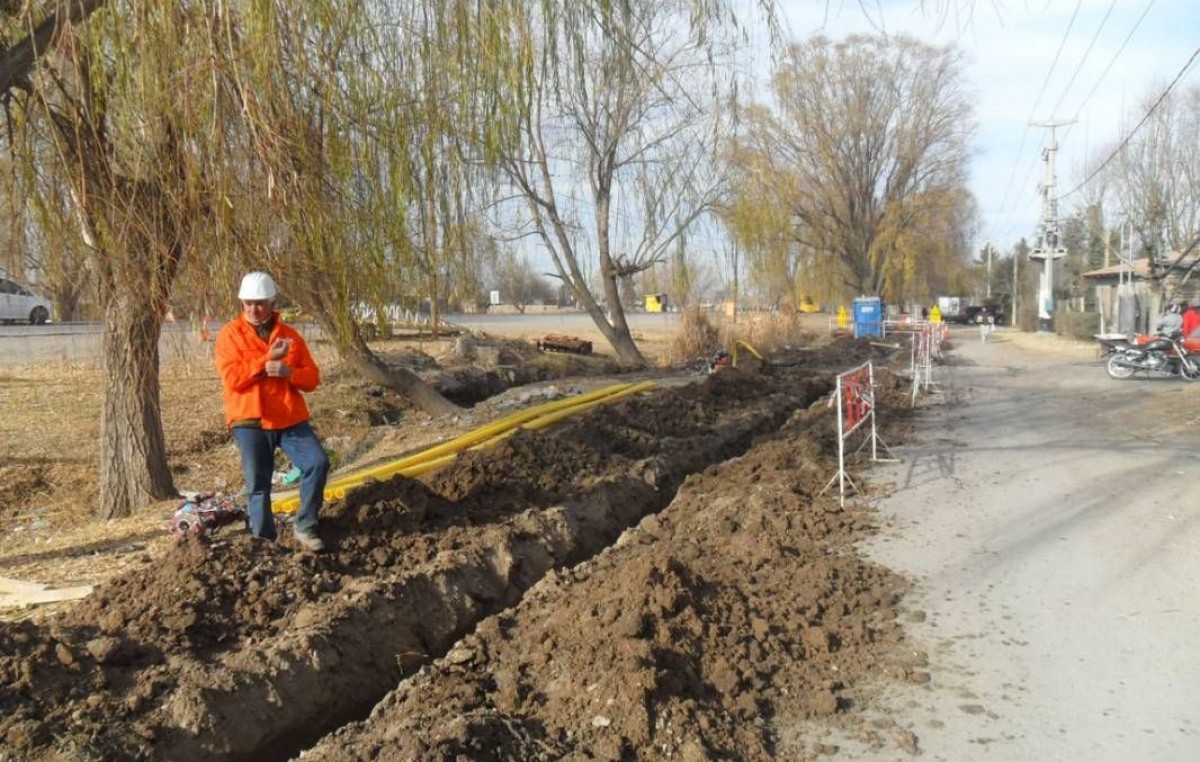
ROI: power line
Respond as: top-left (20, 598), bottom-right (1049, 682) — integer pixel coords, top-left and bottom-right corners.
top-left (993, 0), bottom-right (1084, 219)
top-left (1048, 0), bottom-right (1118, 119)
top-left (1067, 0), bottom-right (1156, 122)
top-left (1058, 44), bottom-right (1200, 201)
top-left (1057, 0), bottom-right (1156, 158)
top-left (990, 133), bottom-right (1050, 244)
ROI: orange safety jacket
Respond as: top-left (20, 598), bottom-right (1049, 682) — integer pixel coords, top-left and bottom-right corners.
top-left (1184, 308), bottom-right (1200, 338)
top-left (214, 314), bottom-right (321, 430)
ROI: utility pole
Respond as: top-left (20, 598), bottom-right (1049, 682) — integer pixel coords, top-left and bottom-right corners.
top-left (1012, 245), bottom-right (1018, 327)
top-left (1029, 119), bottom-right (1074, 331)
top-left (985, 241), bottom-right (993, 299)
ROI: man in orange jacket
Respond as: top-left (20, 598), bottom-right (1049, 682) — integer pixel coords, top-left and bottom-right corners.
top-left (215, 272), bottom-right (329, 551)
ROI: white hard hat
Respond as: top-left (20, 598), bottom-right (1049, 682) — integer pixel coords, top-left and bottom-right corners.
top-left (238, 272), bottom-right (278, 300)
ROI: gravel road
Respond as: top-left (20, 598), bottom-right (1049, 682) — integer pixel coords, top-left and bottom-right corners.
top-left (829, 327), bottom-right (1200, 761)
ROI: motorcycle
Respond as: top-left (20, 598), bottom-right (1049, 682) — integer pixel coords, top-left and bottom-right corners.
top-left (1105, 331), bottom-right (1200, 381)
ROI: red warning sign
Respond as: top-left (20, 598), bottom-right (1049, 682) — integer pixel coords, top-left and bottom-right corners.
top-left (839, 362), bottom-right (874, 436)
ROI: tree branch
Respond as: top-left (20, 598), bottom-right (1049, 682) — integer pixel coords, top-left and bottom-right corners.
top-left (0, 0), bottom-right (108, 97)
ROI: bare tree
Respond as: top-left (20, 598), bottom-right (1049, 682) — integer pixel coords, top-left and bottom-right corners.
top-left (478, 0), bottom-right (773, 365)
top-left (734, 35), bottom-right (975, 302)
top-left (1111, 84), bottom-right (1200, 264)
top-left (488, 248), bottom-right (555, 313)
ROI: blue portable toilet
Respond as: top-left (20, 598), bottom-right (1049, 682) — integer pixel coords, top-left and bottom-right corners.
top-left (852, 296), bottom-right (883, 339)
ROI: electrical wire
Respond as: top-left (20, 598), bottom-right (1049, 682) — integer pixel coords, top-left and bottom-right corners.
top-left (1056, 0), bottom-right (1156, 161)
top-left (993, 0), bottom-right (1084, 220)
top-left (1067, 0), bottom-right (1156, 123)
top-left (1048, 0), bottom-right (1118, 119)
top-left (1058, 44), bottom-right (1200, 201)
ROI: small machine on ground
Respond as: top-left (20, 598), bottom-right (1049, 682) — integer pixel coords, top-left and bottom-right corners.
top-left (169, 493), bottom-right (247, 539)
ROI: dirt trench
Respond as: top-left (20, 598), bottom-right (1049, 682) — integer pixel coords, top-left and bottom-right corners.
top-left (301, 404), bottom-right (915, 761)
top-left (0, 359), bottom-right (898, 762)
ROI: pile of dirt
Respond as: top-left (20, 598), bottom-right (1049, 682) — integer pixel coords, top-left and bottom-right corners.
top-left (0, 335), bottom-right (915, 761)
top-left (305, 408), bottom-right (913, 762)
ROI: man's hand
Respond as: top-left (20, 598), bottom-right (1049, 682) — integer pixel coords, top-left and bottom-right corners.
top-left (265, 360), bottom-right (293, 378)
top-left (268, 339), bottom-right (292, 361)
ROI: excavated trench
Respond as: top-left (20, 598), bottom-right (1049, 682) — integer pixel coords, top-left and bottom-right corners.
top-left (0, 366), bottom-right (853, 762)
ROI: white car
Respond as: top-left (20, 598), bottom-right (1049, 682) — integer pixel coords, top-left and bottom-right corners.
top-left (0, 277), bottom-right (52, 324)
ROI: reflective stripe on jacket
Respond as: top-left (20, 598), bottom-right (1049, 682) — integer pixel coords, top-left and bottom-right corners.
top-left (215, 314), bottom-right (320, 430)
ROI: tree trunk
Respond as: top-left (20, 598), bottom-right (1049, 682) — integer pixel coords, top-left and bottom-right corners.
top-left (0, 0), bottom-right (109, 96)
top-left (592, 306), bottom-right (646, 365)
top-left (98, 297), bottom-right (176, 518)
top-left (348, 350), bottom-right (462, 417)
top-left (317, 314), bottom-right (462, 417)
top-left (608, 329), bottom-right (645, 365)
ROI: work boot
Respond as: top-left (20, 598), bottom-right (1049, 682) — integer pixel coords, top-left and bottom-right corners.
top-left (294, 529), bottom-right (326, 553)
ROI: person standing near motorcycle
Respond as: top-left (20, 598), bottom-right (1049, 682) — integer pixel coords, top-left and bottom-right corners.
top-left (1156, 303), bottom-right (1184, 336)
top-left (1183, 300), bottom-right (1200, 338)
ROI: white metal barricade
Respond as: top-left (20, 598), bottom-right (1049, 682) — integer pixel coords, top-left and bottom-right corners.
top-left (902, 322), bottom-right (944, 405)
top-left (819, 360), bottom-right (897, 506)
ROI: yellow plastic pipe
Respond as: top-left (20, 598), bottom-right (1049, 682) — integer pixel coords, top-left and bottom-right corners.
top-left (345, 383), bottom-right (634, 483)
top-left (731, 340), bottom-right (764, 368)
top-left (393, 381), bottom-right (657, 473)
top-left (272, 382), bottom-right (644, 513)
top-left (523, 380), bottom-right (657, 430)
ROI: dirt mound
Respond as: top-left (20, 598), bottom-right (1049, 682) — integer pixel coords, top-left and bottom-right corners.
top-left (305, 408), bottom-right (911, 761)
top-left (2, 346), bottom-right (928, 760)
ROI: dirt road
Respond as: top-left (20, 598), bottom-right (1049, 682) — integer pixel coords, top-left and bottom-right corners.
top-left (827, 327), bottom-right (1200, 760)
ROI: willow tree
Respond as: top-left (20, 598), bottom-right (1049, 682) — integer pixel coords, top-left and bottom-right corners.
top-left (477, 0), bottom-right (775, 366)
top-left (204, 0), bottom-right (501, 416)
top-left (719, 137), bottom-right (824, 310)
top-left (734, 35), bottom-right (975, 302)
top-left (1, 1), bottom-right (240, 518)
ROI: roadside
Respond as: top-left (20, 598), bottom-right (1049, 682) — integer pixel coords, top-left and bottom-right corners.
top-left (0, 311), bottom-right (801, 615)
top-left (812, 324), bottom-right (1200, 760)
top-left (0, 335), bottom-right (907, 761)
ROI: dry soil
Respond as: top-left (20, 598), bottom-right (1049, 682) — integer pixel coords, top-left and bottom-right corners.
top-left (1, 330), bottom-right (923, 761)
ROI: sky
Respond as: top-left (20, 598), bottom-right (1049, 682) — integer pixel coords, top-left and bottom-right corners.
top-left (769, 0), bottom-right (1199, 257)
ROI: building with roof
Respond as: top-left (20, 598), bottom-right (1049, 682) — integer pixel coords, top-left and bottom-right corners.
top-left (1082, 253), bottom-right (1200, 334)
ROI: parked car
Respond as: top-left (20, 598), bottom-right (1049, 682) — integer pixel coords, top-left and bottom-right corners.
top-left (0, 277), bottom-right (52, 324)
top-left (958, 304), bottom-right (1005, 325)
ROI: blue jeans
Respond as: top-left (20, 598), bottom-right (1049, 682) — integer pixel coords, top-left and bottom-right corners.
top-left (232, 421), bottom-right (329, 540)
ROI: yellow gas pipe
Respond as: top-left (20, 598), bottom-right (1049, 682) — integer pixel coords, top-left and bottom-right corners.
top-left (273, 381), bottom-right (653, 512)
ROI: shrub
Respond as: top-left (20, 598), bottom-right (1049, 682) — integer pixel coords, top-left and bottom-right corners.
top-left (663, 306), bottom-right (721, 365)
top-left (662, 307), bottom-right (822, 367)
top-left (1054, 310), bottom-right (1100, 341)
